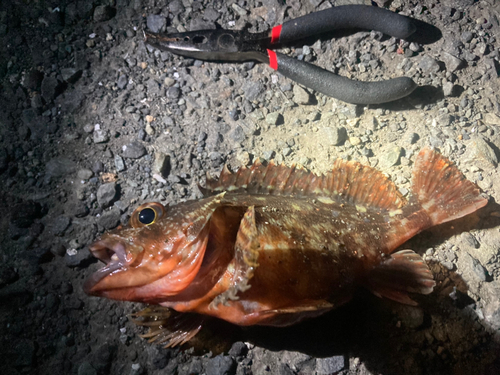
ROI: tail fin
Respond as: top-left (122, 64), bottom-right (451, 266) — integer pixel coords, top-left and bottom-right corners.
top-left (412, 147), bottom-right (488, 225)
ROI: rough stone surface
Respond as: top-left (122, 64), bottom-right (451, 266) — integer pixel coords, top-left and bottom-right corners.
top-left (122, 142), bottom-right (147, 159)
top-left (293, 84), bottom-right (311, 105)
top-left (41, 76), bottom-right (59, 102)
top-left (318, 126), bottom-right (348, 146)
top-left (419, 55), bottom-right (441, 73)
top-left (97, 182), bottom-right (117, 207)
top-left (97, 208), bottom-right (121, 230)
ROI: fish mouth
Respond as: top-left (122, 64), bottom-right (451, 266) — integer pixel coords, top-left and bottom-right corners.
top-left (83, 236), bottom-right (134, 295)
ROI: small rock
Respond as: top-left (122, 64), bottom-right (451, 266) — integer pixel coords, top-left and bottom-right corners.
top-left (231, 3), bottom-right (248, 16)
top-left (409, 42), bottom-right (421, 52)
top-left (278, 363), bottom-right (296, 375)
top-left (461, 31), bottom-right (474, 43)
top-left (31, 93), bottom-right (43, 109)
top-left (436, 113), bottom-right (452, 127)
top-left (92, 161), bottom-right (104, 174)
top-left (231, 126), bottom-right (246, 143)
top-left (481, 281), bottom-right (500, 330)
top-left (153, 152), bottom-right (170, 177)
top-left (130, 363), bottom-right (142, 375)
top-left (205, 355), bottom-right (236, 375)
top-left (114, 155), bottom-right (125, 172)
top-left (441, 52), bottom-right (464, 72)
top-left (41, 76), bottom-right (60, 102)
top-left (122, 142), bottom-right (147, 159)
top-left (77, 169), bottom-right (93, 180)
top-left (98, 208), bottom-right (121, 230)
top-left (45, 158), bottom-right (77, 183)
top-left (147, 14), bottom-right (166, 33)
top-left (145, 123), bottom-right (154, 135)
top-left (117, 74), bottom-right (128, 89)
top-left (262, 150), bottom-right (275, 161)
top-left (164, 77), bottom-right (175, 87)
top-left (94, 5), bottom-right (115, 22)
top-left (78, 362), bottom-right (97, 375)
top-left (266, 112), bottom-right (281, 125)
top-left (97, 182), bottom-right (117, 207)
top-left (293, 84), bottom-right (311, 105)
top-left (349, 136), bottom-right (362, 146)
top-left (380, 147), bottom-right (402, 168)
top-left (461, 232), bottom-right (480, 249)
top-left (316, 356), bottom-right (345, 374)
top-left (93, 129), bottom-right (109, 143)
top-left (47, 215), bottom-right (71, 236)
top-left (166, 86), bottom-right (180, 99)
top-left (341, 104), bottom-right (363, 118)
top-left (168, 0), bottom-right (184, 13)
top-left (471, 137), bottom-right (498, 166)
top-left (113, 200), bottom-right (129, 213)
top-left (484, 113), bottom-right (500, 126)
top-left (61, 67), bottom-right (81, 83)
top-left (443, 82), bottom-right (459, 97)
top-left (203, 8), bottom-right (220, 22)
top-left (459, 251), bottom-right (488, 283)
top-left (242, 81), bottom-right (264, 102)
top-left (419, 55), bottom-right (440, 73)
top-left (70, 201), bottom-right (90, 218)
top-left (407, 132), bottom-right (419, 144)
top-left (236, 151), bottom-right (251, 166)
top-left (228, 342), bottom-right (248, 357)
top-left (319, 127), bottom-right (347, 146)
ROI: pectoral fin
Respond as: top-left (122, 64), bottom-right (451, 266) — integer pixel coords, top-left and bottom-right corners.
top-left (130, 306), bottom-right (205, 348)
top-left (367, 250), bottom-right (436, 306)
top-left (210, 206), bottom-right (260, 308)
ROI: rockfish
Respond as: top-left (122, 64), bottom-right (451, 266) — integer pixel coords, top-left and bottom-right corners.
top-left (84, 148), bottom-right (487, 346)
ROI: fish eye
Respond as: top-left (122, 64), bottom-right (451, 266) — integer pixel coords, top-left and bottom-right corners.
top-left (130, 202), bottom-right (167, 228)
top-left (138, 208), bottom-right (156, 225)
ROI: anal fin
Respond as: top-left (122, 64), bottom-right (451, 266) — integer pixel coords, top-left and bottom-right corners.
top-left (367, 250), bottom-right (436, 306)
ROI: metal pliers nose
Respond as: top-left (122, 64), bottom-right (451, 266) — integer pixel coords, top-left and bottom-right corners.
top-left (145, 5), bottom-right (418, 105)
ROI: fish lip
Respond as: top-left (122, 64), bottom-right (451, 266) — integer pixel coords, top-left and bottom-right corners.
top-left (83, 237), bottom-right (129, 295)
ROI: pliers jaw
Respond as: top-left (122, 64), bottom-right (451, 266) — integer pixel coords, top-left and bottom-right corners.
top-left (144, 29), bottom-right (270, 63)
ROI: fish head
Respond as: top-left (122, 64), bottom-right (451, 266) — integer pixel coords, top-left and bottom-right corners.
top-left (84, 199), bottom-right (216, 303)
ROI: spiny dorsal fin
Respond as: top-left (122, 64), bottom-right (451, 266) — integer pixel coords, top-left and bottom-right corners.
top-left (203, 158), bottom-right (406, 211)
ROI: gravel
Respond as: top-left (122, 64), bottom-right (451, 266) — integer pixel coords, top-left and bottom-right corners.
top-left (1, 1), bottom-right (500, 375)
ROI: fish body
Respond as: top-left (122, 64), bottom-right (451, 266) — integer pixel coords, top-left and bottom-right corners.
top-left (84, 148), bottom-right (487, 343)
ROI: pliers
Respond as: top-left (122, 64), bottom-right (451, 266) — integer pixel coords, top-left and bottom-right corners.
top-left (145, 5), bottom-right (417, 105)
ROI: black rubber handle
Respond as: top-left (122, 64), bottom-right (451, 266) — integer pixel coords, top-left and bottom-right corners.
top-left (271, 52), bottom-right (417, 104)
top-left (275, 5), bottom-right (415, 44)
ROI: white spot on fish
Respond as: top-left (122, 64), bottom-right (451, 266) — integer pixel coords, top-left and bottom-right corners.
top-left (317, 196), bottom-right (335, 204)
top-left (422, 198), bottom-right (435, 211)
top-left (356, 205), bottom-right (367, 213)
top-left (389, 209), bottom-right (403, 217)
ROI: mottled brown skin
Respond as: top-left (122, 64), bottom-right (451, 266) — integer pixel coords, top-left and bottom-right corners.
top-left (161, 194), bottom-right (432, 326)
top-left (84, 148), bottom-right (488, 334)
